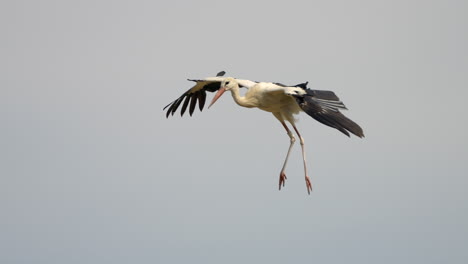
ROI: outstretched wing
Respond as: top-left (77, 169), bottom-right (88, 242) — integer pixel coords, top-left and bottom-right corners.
top-left (163, 77), bottom-right (225, 118)
top-left (164, 72), bottom-right (257, 118)
top-left (294, 89), bottom-right (364, 138)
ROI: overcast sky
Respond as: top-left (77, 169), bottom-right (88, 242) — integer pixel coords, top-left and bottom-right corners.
top-left (1, 0), bottom-right (467, 263)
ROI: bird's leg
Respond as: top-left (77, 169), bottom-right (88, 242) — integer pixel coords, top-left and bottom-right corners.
top-left (292, 125), bottom-right (312, 194)
top-left (279, 121), bottom-right (295, 191)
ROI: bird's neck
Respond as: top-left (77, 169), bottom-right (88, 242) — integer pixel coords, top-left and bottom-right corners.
top-left (229, 87), bottom-right (256, 108)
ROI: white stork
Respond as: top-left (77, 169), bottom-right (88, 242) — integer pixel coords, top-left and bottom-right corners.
top-left (164, 71), bottom-right (364, 194)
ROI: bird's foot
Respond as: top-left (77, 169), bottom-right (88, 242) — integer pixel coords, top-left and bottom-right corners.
top-left (305, 176), bottom-right (312, 195)
top-left (279, 171), bottom-right (287, 190)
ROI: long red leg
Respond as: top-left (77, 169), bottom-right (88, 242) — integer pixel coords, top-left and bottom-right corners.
top-left (278, 121), bottom-right (295, 191)
top-left (292, 125), bottom-right (312, 194)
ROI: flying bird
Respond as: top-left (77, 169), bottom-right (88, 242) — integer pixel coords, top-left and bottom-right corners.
top-left (164, 71), bottom-right (364, 194)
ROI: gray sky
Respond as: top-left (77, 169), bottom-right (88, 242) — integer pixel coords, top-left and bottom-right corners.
top-left (1, 0), bottom-right (467, 263)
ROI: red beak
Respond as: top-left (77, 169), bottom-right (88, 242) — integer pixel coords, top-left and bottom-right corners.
top-left (208, 87), bottom-right (226, 108)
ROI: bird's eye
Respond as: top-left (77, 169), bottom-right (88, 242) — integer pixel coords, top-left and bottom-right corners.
top-left (225, 81), bottom-right (230, 85)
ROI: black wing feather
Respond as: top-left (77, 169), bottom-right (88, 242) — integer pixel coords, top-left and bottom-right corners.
top-left (165, 97), bottom-right (180, 118)
top-left (180, 95), bottom-right (191, 117)
top-left (170, 97), bottom-right (184, 116)
top-left (189, 93), bottom-right (198, 116)
top-left (203, 82), bottom-right (222, 92)
top-left (198, 91), bottom-right (206, 111)
top-left (306, 89), bottom-right (340, 101)
top-left (165, 103), bottom-right (173, 118)
top-left (164, 78), bottom-right (224, 118)
top-left (294, 89), bottom-right (364, 138)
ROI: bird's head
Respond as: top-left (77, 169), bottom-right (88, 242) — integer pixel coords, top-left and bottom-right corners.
top-left (221, 77), bottom-right (237, 91)
top-left (209, 77), bottom-right (237, 108)
top-left (284, 87), bottom-right (306, 97)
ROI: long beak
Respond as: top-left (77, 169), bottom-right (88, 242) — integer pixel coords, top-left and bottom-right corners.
top-left (208, 87), bottom-right (226, 108)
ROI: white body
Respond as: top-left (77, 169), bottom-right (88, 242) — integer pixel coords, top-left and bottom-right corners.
top-left (222, 79), bottom-right (305, 124)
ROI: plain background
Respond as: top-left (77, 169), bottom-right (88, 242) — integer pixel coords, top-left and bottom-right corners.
top-left (2, 0), bottom-right (467, 263)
